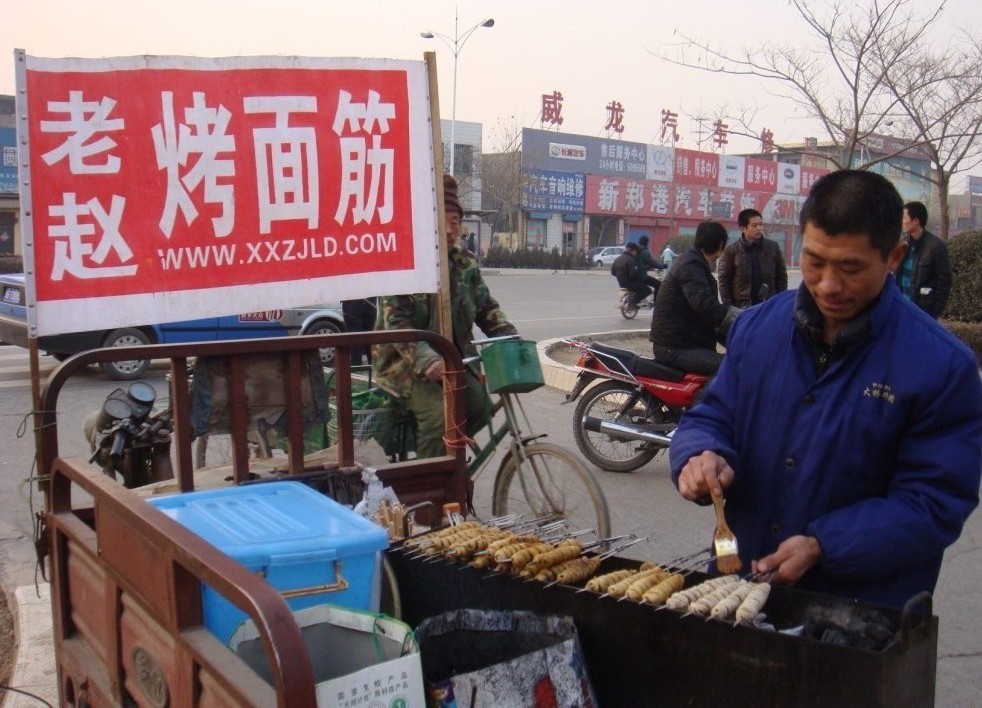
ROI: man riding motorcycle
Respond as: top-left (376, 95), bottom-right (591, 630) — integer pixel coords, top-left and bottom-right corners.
top-left (611, 242), bottom-right (651, 307)
top-left (636, 235), bottom-right (667, 299)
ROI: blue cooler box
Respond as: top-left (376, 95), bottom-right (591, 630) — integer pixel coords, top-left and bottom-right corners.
top-left (148, 481), bottom-right (389, 644)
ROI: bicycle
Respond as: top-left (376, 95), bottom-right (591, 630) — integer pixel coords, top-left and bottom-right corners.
top-left (346, 336), bottom-right (612, 538)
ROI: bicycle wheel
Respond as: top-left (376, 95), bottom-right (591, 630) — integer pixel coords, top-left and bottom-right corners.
top-left (572, 380), bottom-right (661, 473)
top-left (492, 441), bottom-right (611, 537)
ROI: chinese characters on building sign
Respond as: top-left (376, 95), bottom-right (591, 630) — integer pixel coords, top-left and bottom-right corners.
top-left (604, 101), bottom-right (625, 134)
top-left (541, 91), bottom-right (564, 127)
top-left (522, 169), bottom-right (585, 213)
top-left (712, 120), bottom-right (728, 150)
top-left (660, 109), bottom-right (679, 144)
top-left (760, 128), bottom-right (775, 154)
top-left (20, 54), bottom-right (437, 336)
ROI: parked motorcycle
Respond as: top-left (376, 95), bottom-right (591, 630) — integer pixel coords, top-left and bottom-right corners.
top-left (85, 381), bottom-right (174, 488)
top-left (564, 339), bottom-right (709, 473)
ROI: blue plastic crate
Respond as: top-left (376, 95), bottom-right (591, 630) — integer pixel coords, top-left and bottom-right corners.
top-left (148, 481), bottom-right (389, 644)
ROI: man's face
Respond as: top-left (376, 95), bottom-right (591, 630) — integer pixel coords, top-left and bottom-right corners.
top-left (800, 222), bottom-right (905, 333)
top-left (446, 211), bottom-right (461, 249)
top-left (742, 216), bottom-right (764, 241)
top-left (901, 208), bottom-right (921, 238)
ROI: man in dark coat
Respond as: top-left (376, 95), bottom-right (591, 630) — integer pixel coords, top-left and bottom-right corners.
top-left (897, 201), bottom-right (952, 318)
top-left (649, 221), bottom-right (739, 375)
top-left (717, 208), bottom-right (788, 307)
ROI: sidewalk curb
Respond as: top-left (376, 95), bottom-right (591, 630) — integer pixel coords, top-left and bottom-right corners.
top-left (5, 584), bottom-right (58, 708)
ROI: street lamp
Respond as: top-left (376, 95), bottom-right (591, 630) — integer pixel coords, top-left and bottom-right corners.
top-left (421, 12), bottom-right (495, 177)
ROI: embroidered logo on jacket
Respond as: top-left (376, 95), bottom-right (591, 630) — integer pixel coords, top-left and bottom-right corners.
top-left (863, 382), bottom-right (896, 404)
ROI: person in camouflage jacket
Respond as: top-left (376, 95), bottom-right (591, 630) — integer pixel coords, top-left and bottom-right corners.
top-left (373, 174), bottom-right (517, 458)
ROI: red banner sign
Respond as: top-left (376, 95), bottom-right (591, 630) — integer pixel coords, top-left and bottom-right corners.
top-left (19, 54), bottom-right (437, 336)
top-left (673, 149), bottom-right (719, 187)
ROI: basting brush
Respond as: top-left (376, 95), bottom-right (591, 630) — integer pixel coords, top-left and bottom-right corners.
top-left (710, 491), bottom-right (742, 575)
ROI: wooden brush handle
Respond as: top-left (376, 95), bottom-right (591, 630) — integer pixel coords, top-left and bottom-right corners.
top-left (711, 492), bottom-right (727, 526)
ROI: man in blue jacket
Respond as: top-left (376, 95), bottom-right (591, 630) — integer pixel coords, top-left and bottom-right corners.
top-left (670, 170), bottom-right (981, 608)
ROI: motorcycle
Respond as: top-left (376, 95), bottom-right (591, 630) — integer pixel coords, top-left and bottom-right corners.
top-left (617, 272), bottom-right (663, 320)
top-left (85, 381), bottom-right (175, 488)
top-left (617, 288), bottom-right (654, 320)
top-left (563, 339), bottom-right (709, 473)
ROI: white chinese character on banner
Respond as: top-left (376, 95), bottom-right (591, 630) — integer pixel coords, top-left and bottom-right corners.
top-left (244, 96), bottom-right (319, 233)
top-left (719, 189), bottom-right (736, 216)
top-left (332, 90), bottom-right (396, 225)
top-left (740, 193), bottom-right (757, 210)
top-left (649, 184), bottom-right (670, 215)
top-left (152, 91), bottom-right (236, 238)
top-left (625, 181), bottom-right (644, 212)
top-left (697, 188), bottom-right (712, 217)
top-left (597, 179), bottom-right (620, 211)
top-left (40, 91), bottom-right (124, 174)
top-left (48, 193), bottom-right (137, 280)
top-left (674, 186), bottom-right (692, 216)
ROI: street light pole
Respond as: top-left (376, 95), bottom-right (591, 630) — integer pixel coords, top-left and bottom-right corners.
top-left (421, 11), bottom-right (494, 177)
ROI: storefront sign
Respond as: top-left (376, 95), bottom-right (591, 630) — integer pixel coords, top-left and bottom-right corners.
top-left (0, 127), bottom-right (17, 194)
top-left (522, 169), bottom-right (585, 213)
top-left (646, 145), bottom-right (674, 182)
top-left (673, 149), bottom-right (718, 187)
top-left (777, 163), bottom-right (800, 194)
top-left (585, 174), bottom-right (673, 216)
top-left (18, 53), bottom-right (437, 336)
top-left (524, 128), bottom-right (646, 178)
top-left (799, 166), bottom-right (830, 195)
top-left (718, 155), bottom-right (745, 189)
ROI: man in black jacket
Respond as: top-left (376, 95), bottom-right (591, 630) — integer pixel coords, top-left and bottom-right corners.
top-left (649, 221), bottom-right (739, 375)
top-left (897, 201), bottom-right (952, 318)
top-left (611, 242), bottom-right (651, 306)
top-left (717, 208), bottom-right (788, 307)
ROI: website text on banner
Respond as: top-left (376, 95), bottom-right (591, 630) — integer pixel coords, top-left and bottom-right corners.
top-left (16, 53), bottom-right (438, 336)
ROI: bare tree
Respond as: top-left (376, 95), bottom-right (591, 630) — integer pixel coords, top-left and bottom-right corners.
top-left (880, 36), bottom-right (982, 236)
top-left (654, 1), bottom-right (950, 172)
top-left (481, 117), bottom-right (526, 241)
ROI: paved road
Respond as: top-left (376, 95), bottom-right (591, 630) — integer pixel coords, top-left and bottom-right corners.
top-left (1, 268), bottom-right (978, 706)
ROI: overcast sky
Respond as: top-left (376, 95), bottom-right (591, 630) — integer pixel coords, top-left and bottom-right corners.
top-left (4, 0), bottom-right (980, 159)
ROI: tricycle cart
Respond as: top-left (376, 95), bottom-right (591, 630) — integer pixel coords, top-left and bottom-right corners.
top-left (36, 331), bottom-right (939, 707)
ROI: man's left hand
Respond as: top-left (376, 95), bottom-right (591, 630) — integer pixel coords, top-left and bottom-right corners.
top-left (752, 535), bottom-right (822, 586)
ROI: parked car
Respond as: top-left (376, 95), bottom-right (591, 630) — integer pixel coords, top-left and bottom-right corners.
top-left (588, 246), bottom-right (624, 268)
top-left (0, 273), bottom-right (346, 380)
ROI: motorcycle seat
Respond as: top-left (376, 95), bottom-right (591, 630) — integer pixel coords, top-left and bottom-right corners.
top-left (589, 343), bottom-right (686, 382)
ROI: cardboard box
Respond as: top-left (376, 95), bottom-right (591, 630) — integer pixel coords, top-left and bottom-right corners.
top-left (231, 604), bottom-right (425, 708)
top-left (148, 481), bottom-right (389, 643)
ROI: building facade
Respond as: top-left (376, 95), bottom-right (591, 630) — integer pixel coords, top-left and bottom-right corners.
top-left (1, 95), bottom-right (18, 256)
top-left (519, 128), bottom-right (823, 264)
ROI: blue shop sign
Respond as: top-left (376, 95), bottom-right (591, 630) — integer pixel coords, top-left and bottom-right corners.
top-left (522, 169), bottom-right (585, 213)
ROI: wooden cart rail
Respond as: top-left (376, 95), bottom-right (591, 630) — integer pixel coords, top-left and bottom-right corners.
top-left (38, 329), bottom-right (467, 503)
top-left (37, 330), bottom-right (467, 707)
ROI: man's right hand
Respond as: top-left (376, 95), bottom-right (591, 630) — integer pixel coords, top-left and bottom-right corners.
top-left (423, 359), bottom-right (445, 382)
top-left (677, 450), bottom-right (734, 501)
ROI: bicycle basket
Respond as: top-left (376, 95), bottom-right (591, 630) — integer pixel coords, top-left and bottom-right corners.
top-left (327, 386), bottom-right (414, 457)
top-left (480, 339), bottom-right (544, 394)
